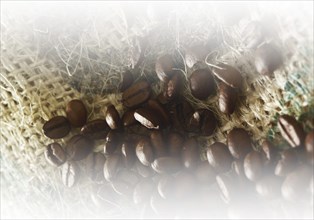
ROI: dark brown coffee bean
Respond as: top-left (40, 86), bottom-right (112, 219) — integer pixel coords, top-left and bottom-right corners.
top-left (207, 142), bottom-right (233, 173)
top-left (255, 175), bottom-right (282, 198)
top-left (61, 162), bottom-right (79, 188)
top-left (281, 165), bottom-right (312, 202)
top-left (189, 69), bottom-right (215, 100)
top-left (275, 149), bottom-right (298, 177)
top-left (188, 109), bottom-right (217, 136)
top-left (170, 100), bottom-right (194, 131)
top-left (227, 128), bottom-right (252, 159)
top-left (231, 160), bottom-right (245, 177)
top-left (156, 91), bottom-right (170, 105)
top-left (122, 109), bottom-right (138, 127)
top-left (66, 135), bottom-right (94, 161)
top-left (135, 160), bottom-right (153, 177)
top-left (151, 157), bottom-right (182, 174)
top-left (255, 43), bottom-right (283, 76)
top-left (136, 138), bottom-right (154, 166)
top-left (216, 173), bottom-right (238, 204)
top-left (164, 70), bottom-right (183, 101)
top-left (150, 131), bottom-right (167, 157)
top-left (80, 119), bottom-right (110, 139)
top-left (121, 140), bottom-right (136, 167)
top-left (212, 63), bottom-right (242, 89)
top-left (278, 115), bottom-right (305, 148)
top-left (66, 99), bottom-right (87, 127)
top-left (134, 108), bottom-right (162, 129)
top-left (182, 138), bottom-right (200, 169)
top-left (85, 152), bottom-right (106, 183)
top-left (104, 154), bottom-right (121, 181)
top-left (105, 105), bottom-right (122, 130)
top-left (155, 54), bottom-right (176, 82)
top-left (305, 131), bottom-right (314, 164)
top-left (133, 179), bottom-right (154, 204)
top-left (43, 116), bottom-right (71, 139)
top-left (45, 143), bottom-right (67, 166)
top-left (147, 99), bottom-right (170, 127)
top-left (195, 161), bottom-right (216, 185)
top-left (218, 82), bottom-right (237, 115)
top-left (119, 70), bottom-right (134, 92)
top-left (168, 132), bottom-right (184, 157)
top-left (103, 131), bottom-right (121, 155)
top-left (261, 140), bottom-right (278, 162)
top-left (243, 151), bottom-right (264, 182)
top-left (158, 175), bottom-right (175, 199)
top-left (122, 80), bottom-right (151, 108)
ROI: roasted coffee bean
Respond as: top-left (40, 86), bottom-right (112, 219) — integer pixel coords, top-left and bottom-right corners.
top-left (278, 115), bottom-right (305, 148)
top-left (133, 179), bottom-right (154, 204)
top-left (80, 119), bottom-right (110, 139)
top-left (151, 157), bottom-right (182, 174)
top-left (43, 116), bottom-right (71, 139)
top-left (281, 165), bottom-right (312, 202)
top-left (170, 100), bottom-right (194, 131)
top-left (119, 70), bottom-right (134, 92)
top-left (61, 162), bottom-right (79, 188)
top-left (158, 175), bottom-right (175, 199)
top-left (104, 154), bottom-right (121, 181)
top-left (136, 138), bottom-right (154, 166)
top-left (182, 138), bottom-right (200, 169)
top-left (275, 149), bottom-right (298, 177)
top-left (121, 140), bottom-right (136, 167)
top-left (45, 143), bottom-right (67, 166)
top-left (122, 80), bottom-right (151, 108)
top-left (255, 175), bottom-right (282, 198)
top-left (195, 161), bottom-right (216, 185)
top-left (168, 132), bottom-right (184, 157)
top-left (66, 135), bottom-right (94, 161)
top-left (85, 152), bottom-right (106, 183)
top-left (147, 99), bottom-right (170, 127)
top-left (134, 107), bottom-right (162, 129)
top-left (261, 140), bottom-right (278, 162)
top-left (216, 173), bottom-right (238, 204)
top-left (243, 151), bottom-right (264, 182)
top-left (212, 63), bottom-right (242, 89)
top-left (135, 160), bottom-right (153, 178)
top-left (189, 68), bottom-right (215, 100)
top-left (150, 131), bottom-right (167, 157)
top-left (66, 99), bottom-right (87, 127)
top-left (122, 109), bottom-right (138, 127)
top-left (164, 70), bottom-right (183, 101)
top-left (227, 128), bottom-right (252, 159)
top-left (207, 142), bottom-right (233, 173)
top-left (104, 131), bottom-right (121, 155)
top-left (305, 131), bottom-right (314, 164)
top-left (185, 42), bottom-right (214, 68)
top-left (156, 91), bottom-right (170, 105)
top-left (116, 169), bottom-right (140, 186)
top-left (155, 54), bottom-right (176, 82)
top-left (105, 105), bottom-right (122, 130)
top-left (188, 109), bottom-right (217, 136)
top-left (218, 82), bottom-right (237, 115)
top-left (255, 43), bottom-right (283, 76)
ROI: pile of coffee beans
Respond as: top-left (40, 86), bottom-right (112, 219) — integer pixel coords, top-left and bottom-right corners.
top-left (42, 53), bottom-right (312, 217)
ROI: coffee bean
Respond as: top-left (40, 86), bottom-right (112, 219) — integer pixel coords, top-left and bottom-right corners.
top-left (305, 131), bottom-right (314, 164)
top-left (218, 82), bottom-right (237, 115)
top-left (147, 99), bottom-right (170, 127)
top-left (182, 138), bottom-right (200, 169)
top-left (195, 161), bottom-right (216, 185)
top-left (216, 173), bottom-right (238, 204)
top-left (151, 157), bottom-right (182, 174)
top-left (104, 131), bottom-right (121, 155)
top-left (188, 109), bottom-right (217, 136)
top-left (66, 99), bottom-right (87, 127)
top-left (155, 54), bottom-right (176, 82)
top-left (227, 128), bottom-right (252, 159)
top-left (255, 43), bottom-right (283, 76)
top-left (170, 100), bottom-right (194, 131)
top-left (43, 116), bottom-right (71, 139)
top-left (231, 160), bottom-right (245, 178)
top-left (158, 175), bottom-right (175, 199)
top-left (167, 132), bottom-right (184, 157)
top-left (66, 135), bottom-right (94, 161)
top-left (281, 165), bottom-right (312, 202)
top-left (156, 91), bottom-right (170, 105)
top-left (134, 107), bottom-right (162, 129)
top-left (274, 149), bottom-right (298, 177)
top-left (105, 105), bottom-right (122, 130)
top-left (189, 69), bottom-right (215, 100)
top-left (278, 115), bottom-right (305, 148)
top-left (150, 131), bottom-right (167, 157)
top-left (212, 63), bottom-right (242, 89)
top-left (120, 70), bottom-right (134, 92)
top-left (243, 151), bottom-right (264, 182)
top-left (164, 70), bottom-right (183, 101)
top-left (80, 119), bottom-right (110, 139)
top-left (136, 138), bottom-right (154, 166)
top-left (85, 152), bottom-right (106, 183)
top-left (122, 109), bottom-right (138, 127)
top-left (121, 139), bottom-right (136, 167)
top-left (61, 162), bottom-right (79, 188)
top-left (135, 160), bottom-right (153, 178)
top-left (261, 140), bottom-right (278, 162)
top-left (133, 179), bottom-right (154, 204)
top-left (207, 142), bottom-right (233, 173)
top-left (255, 175), bottom-right (282, 198)
top-left (116, 169), bottom-right (140, 187)
top-left (44, 142), bottom-right (67, 166)
top-left (104, 154), bottom-right (122, 181)
top-left (122, 80), bottom-right (151, 108)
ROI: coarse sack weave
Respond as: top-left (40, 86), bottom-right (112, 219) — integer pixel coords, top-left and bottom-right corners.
top-left (1, 2), bottom-right (313, 219)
